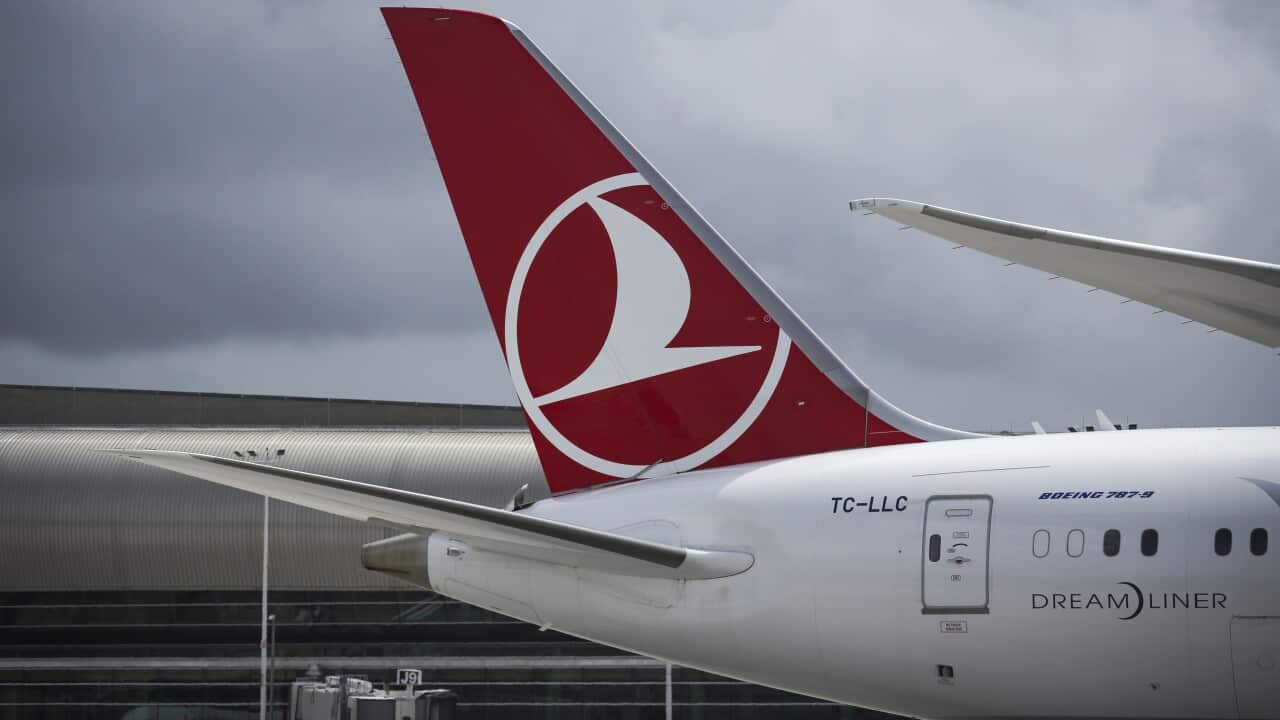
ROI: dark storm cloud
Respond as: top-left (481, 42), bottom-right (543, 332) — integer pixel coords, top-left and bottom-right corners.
top-left (0, 2), bottom-right (488, 353)
top-left (0, 1), bottom-right (1277, 430)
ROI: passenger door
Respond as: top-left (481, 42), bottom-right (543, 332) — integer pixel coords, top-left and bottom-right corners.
top-left (922, 495), bottom-right (992, 614)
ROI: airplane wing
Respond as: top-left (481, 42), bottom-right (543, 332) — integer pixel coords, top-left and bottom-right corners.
top-left (100, 449), bottom-right (752, 580)
top-left (852, 198), bottom-right (1280, 348)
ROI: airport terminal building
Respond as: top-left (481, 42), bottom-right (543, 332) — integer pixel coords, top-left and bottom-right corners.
top-left (0, 384), bottom-right (888, 719)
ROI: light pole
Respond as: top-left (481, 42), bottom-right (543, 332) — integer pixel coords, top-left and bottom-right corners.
top-left (665, 662), bottom-right (672, 720)
top-left (267, 613), bottom-right (277, 716)
top-left (259, 496), bottom-right (270, 720)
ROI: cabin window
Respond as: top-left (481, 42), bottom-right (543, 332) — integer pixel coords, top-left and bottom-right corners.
top-left (928, 534), bottom-right (941, 562)
top-left (1103, 529), bottom-right (1121, 557)
top-left (1215, 528), bottom-right (1232, 556)
top-left (1066, 529), bottom-right (1084, 558)
top-left (1251, 528), bottom-right (1268, 556)
top-left (1141, 529), bottom-right (1158, 556)
top-left (1032, 530), bottom-right (1050, 558)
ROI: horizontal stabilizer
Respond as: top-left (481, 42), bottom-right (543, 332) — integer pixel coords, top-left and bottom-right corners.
top-left (100, 449), bottom-right (752, 580)
top-left (853, 198), bottom-right (1280, 348)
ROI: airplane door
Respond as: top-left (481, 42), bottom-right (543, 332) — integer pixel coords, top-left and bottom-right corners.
top-left (922, 495), bottom-right (992, 614)
top-left (1230, 616), bottom-right (1280, 718)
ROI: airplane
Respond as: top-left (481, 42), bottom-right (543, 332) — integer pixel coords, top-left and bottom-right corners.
top-left (106, 8), bottom-right (1280, 720)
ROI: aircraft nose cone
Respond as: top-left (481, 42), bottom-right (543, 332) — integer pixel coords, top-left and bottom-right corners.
top-left (361, 532), bottom-right (433, 590)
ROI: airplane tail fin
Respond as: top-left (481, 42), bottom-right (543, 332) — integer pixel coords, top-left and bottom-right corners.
top-left (383, 8), bottom-right (976, 493)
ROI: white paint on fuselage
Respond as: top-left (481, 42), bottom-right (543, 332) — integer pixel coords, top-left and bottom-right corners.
top-left (428, 427), bottom-right (1280, 719)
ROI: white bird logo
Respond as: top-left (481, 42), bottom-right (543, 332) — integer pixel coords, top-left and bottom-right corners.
top-left (534, 195), bottom-right (760, 406)
top-left (505, 173), bottom-right (790, 478)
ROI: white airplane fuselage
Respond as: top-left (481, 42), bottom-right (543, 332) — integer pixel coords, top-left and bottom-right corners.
top-left (425, 427), bottom-right (1280, 720)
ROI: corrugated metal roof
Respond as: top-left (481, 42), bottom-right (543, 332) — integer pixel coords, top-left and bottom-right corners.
top-left (0, 428), bottom-right (546, 591)
top-left (0, 384), bottom-right (527, 428)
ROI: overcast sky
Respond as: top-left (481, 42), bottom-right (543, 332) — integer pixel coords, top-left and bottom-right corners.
top-left (2, 1), bottom-right (1277, 432)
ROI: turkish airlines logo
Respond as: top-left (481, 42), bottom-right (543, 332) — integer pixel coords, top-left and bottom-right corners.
top-left (504, 173), bottom-right (791, 479)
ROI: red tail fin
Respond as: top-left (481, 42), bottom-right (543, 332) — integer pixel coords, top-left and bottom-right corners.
top-left (383, 8), bottom-right (974, 494)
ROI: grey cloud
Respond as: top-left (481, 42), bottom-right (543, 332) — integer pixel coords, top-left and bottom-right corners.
top-left (1, 1), bottom-right (488, 353)
top-left (0, 0), bottom-right (1277, 432)
top-left (591, 1), bottom-right (1280, 428)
